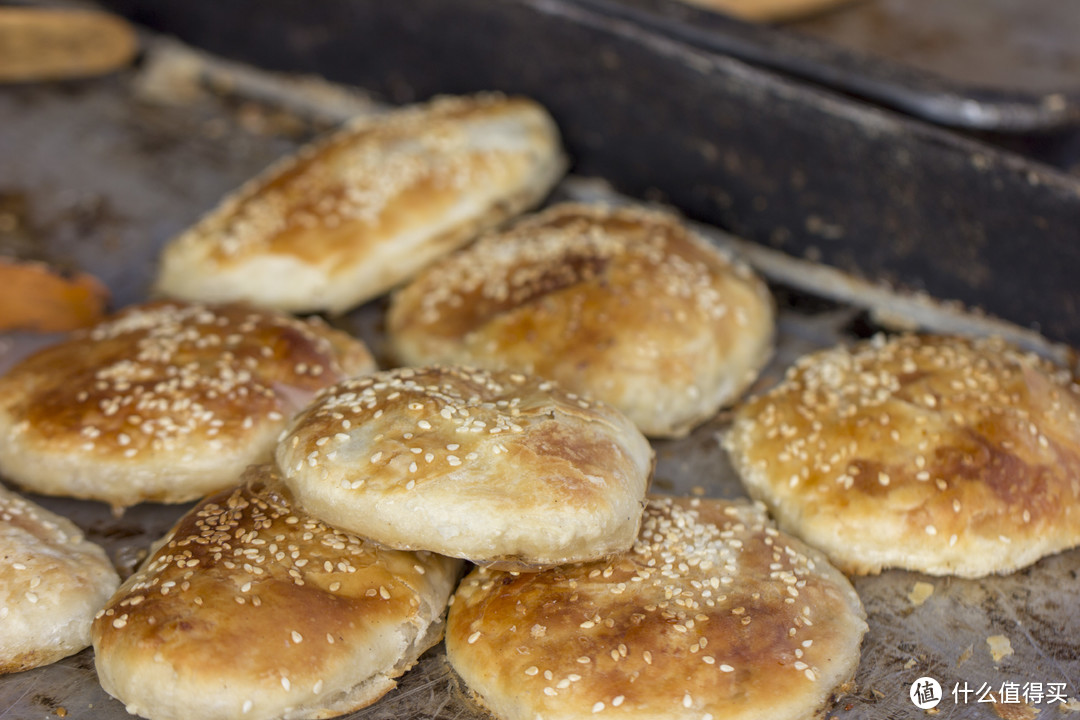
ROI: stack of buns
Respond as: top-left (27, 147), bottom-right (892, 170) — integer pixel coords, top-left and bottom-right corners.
top-left (0, 91), bottom-right (942, 720)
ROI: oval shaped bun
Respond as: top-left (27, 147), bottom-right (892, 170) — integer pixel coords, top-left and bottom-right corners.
top-left (0, 301), bottom-right (375, 509)
top-left (387, 203), bottom-right (774, 438)
top-left (677, 0), bottom-right (854, 22)
top-left (155, 93), bottom-right (566, 314)
top-left (276, 366), bottom-right (654, 569)
top-left (92, 464), bottom-right (462, 720)
top-left (446, 496), bottom-right (867, 720)
top-left (1, 483), bottom-right (120, 674)
top-left (724, 334), bottom-right (1080, 577)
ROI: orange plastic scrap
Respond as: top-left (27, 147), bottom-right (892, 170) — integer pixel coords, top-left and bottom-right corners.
top-left (0, 258), bottom-right (109, 331)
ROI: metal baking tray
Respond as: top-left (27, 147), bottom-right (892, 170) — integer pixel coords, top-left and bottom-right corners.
top-left (575, 0), bottom-right (1080, 133)
top-left (95, 0), bottom-right (1080, 355)
top-left (0, 37), bottom-right (1078, 720)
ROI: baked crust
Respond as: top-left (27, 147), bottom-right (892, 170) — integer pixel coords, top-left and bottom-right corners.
top-left (155, 93), bottom-right (566, 314)
top-left (276, 365), bottom-right (654, 568)
top-left (724, 334), bottom-right (1080, 577)
top-left (92, 464), bottom-right (461, 720)
top-left (387, 203), bottom-right (774, 437)
top-left (0, 301), bottom-right (375, 509)
top-left (446, 496), bottom-right (866, 720)
top-left (0, 483), bottom-right (119, 674)
top-left (677, 0), bottom-right (857, 22)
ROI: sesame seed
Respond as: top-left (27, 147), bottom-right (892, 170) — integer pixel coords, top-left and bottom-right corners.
top-left (468, 631), bottom-right (481, 644)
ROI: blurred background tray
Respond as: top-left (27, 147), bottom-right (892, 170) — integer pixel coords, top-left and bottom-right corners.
top-left (582, 0), bottom-right (1080, 134)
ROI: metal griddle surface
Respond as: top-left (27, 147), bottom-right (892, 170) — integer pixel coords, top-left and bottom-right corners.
top-left (0, 45), bottom-right (1078, 720)
top-left (788, 0), bottom-right (1080, 95)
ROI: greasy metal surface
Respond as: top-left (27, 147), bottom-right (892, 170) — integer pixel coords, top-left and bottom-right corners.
top-left (788, 0), bottom-right (1080, 95)
top-left (586, 0), bottom-right (1080, 131)
top-left (0, 49), bottom-right (1078, 720)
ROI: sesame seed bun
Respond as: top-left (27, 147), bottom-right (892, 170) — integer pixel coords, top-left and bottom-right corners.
top-left (275, 365), bottom-right (654, 569)
top-left (445, 496), bottom-right (867, 720)
top-left (1, 483), bottom-right (120, 674)
top-left (0, 301), bottom-right (375, 510)
top-left (92, 464), bottom-right (462, 720)
top-left (723, 334), bottom-right (1080, 577)
top-left (155, 93), bottom-right (566, 315)
top-left (386, 203), bottom-right (774, 438)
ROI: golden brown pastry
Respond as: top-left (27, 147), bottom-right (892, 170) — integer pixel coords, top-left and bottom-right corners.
top-left (92, 464), bottom-right (462, 720)
top-left (724, 334), bottom-right (1080, 577)
top-left (446, 496), bottom-right (867, 720)
top-left (276, 365), bottom-right (654, 569)
top-left (1, 483), bottom-right (119, 674)
top-left (387, 203), bottom-right (774, 438)
top-left (0, 300), bottom-right (375, 509)
top-left (677, 0), bottom-right (857, 23)
top-left (155, 93), bottom-right (566, 314)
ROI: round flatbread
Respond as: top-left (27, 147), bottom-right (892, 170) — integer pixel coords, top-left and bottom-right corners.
top-left (387, 203), bottom-right (774, 438)
top-left (446, 496), bottom-right (867, 720)
top-left (0, 300), bottom-right (375, 509)
top-left (276, 365), bottom-right (654, 568)
top-left (1, 483), bottom-right (119, 674)
top-left (677, 0), bottom-right (858, 23)
top-left (155, 93), bottom-right (566, 314)
top-left (92, 464), bottom-right (462, 720)
top-left (724, 333), bottom-right (1080, 577)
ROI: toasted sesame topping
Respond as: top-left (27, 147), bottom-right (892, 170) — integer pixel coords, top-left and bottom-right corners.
top-left (4, 302), bottom-right (364, 507)
top-left (93, 464), bottom-right (448, 704)
top-left (725, 333), bottom-right (1080, 576)
top-left (449, 496), bottom-right (864, 718)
